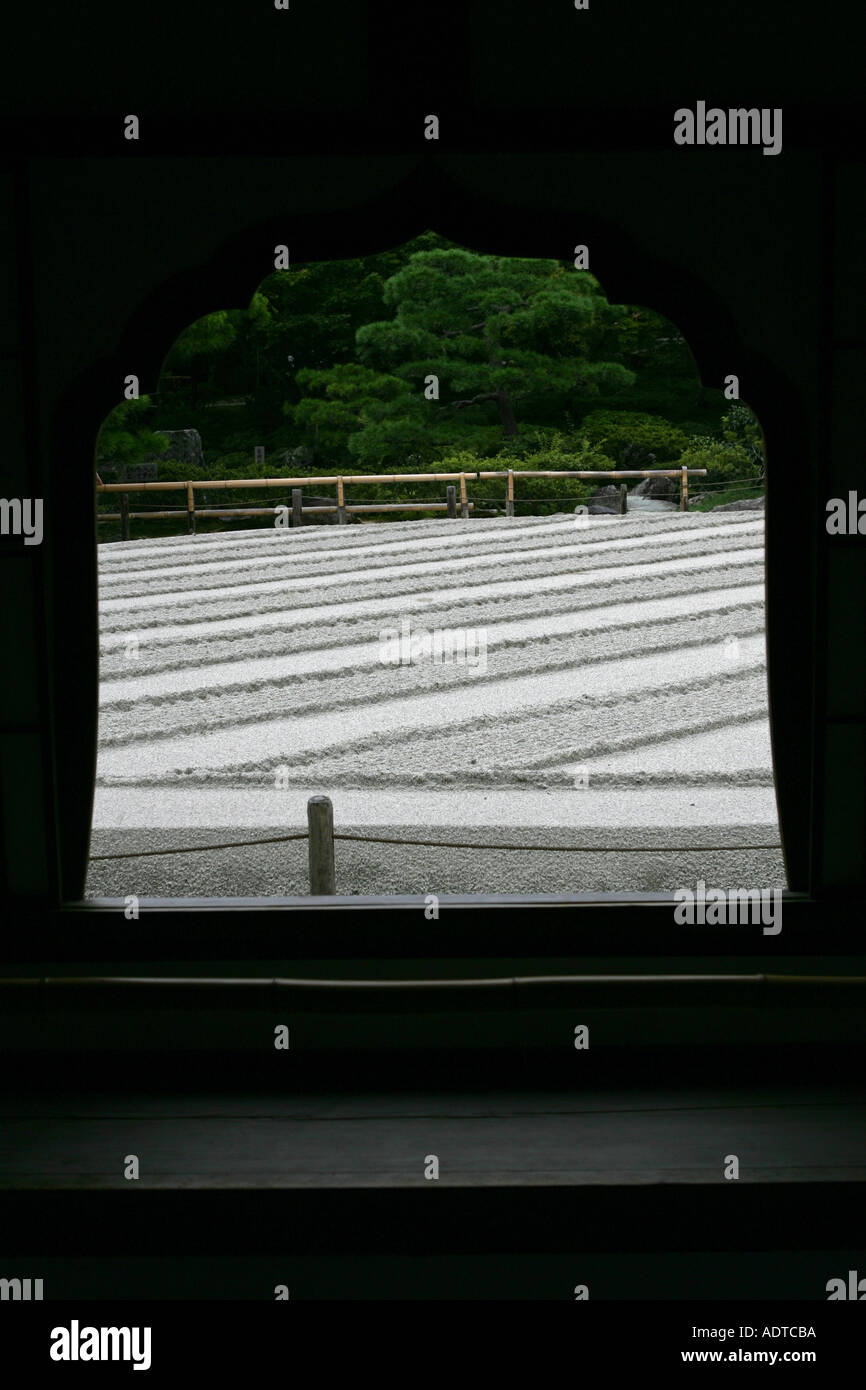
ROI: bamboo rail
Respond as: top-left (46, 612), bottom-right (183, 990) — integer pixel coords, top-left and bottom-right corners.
top-left (478, 466), bottom-right (708, 514)
top-left (96, 472), bottom-right (476, 491)
top-left (96, 467), bottom-right (710, 537)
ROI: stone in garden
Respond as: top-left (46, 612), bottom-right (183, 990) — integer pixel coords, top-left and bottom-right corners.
top-left (153, 428), bottom-right (204, 469)
top-left (633, 475), bottom-right (676, 500)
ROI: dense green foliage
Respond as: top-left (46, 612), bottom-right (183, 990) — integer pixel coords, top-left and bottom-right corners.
top-left (676, 406), bottom-right (765, 490)
top-left (95, 233), bottom-right (765, 531)
top-left (579, 410), bottom-right (689, 467)
top-left (95, 397), bottom-right (168, 475)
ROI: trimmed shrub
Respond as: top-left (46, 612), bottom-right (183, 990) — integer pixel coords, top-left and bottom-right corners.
top-left (676, 438), bottom-right (754, 489)
top-left (579, 409), bottom-right (689, 464)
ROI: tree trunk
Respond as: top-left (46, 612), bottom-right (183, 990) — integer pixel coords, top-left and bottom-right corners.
top-left (495, 388), bottom-right (519, 437)
top-left (485, 336), bottom-right (518, 437)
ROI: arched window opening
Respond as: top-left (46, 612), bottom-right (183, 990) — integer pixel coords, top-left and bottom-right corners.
top-left (86, 233), bottom-right (781, 904)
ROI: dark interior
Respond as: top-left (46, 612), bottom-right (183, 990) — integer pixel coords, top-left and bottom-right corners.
top-left (0, 0), bottom-right (864, 1302)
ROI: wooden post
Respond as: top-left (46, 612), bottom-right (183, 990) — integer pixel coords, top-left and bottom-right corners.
top-left (120, 492), bottom-right (130, 541)
top-left (681, 465), bottom-right (689, 512)
top-left (307, 795), bottom-right (335, 895)
top-left (446, 485), bottom-right (457, 518)
top-left (186, 481), bottom-right (195, 534)
top-left (619, 482), bottom-right (627, 514)
top-left (506, 469), bottom-right (515, 518)
top-left (336, 476), bottom-right (347, 525)
top-left (459, 473), bottom-right (469, 519)
top-left (292, 488), bottom-right (303, 528)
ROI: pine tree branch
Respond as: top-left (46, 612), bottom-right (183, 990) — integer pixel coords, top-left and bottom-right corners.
top-left (446, 392), bottom-right (501, 410)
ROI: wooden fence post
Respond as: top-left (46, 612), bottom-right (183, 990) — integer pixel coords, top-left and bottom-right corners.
top-left (681, 465), bottom-right (689, 512)
top-left (307, 795), bottom-right (335, 895)
top-left (506, 468), bottom-right (515, 518)
top-left (619, 482), bottom-right (627, 514)
top-left (459, 473), bottom-right (469, 519)
top-left (336, 477), bottom-right (347, 525)
top-left (446, 485), bottom-right (457, 518)
top-left (292, 488), bottom-right (303, 528)
top-left (186, 481), bottom-right (196, 534)
top-left (120, 492), bottom-right (130, 541)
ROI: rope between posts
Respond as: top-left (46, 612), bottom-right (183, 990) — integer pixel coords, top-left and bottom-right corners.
top-left (91, 830), bottom-right (783, 861)
top-left (334, 832), bottom-right (783, 852)
top-left (90, 831), bottom-right (309, 861)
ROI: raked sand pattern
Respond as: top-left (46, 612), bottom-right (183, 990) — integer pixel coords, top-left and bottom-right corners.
top-left (87, 509), bottom-right (786, 897)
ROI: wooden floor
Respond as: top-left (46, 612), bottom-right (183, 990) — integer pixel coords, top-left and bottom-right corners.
top-left (2, 1083), bottom-right (864, 1188)
top-left (2, 1082), bottom-right (864, 1296)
